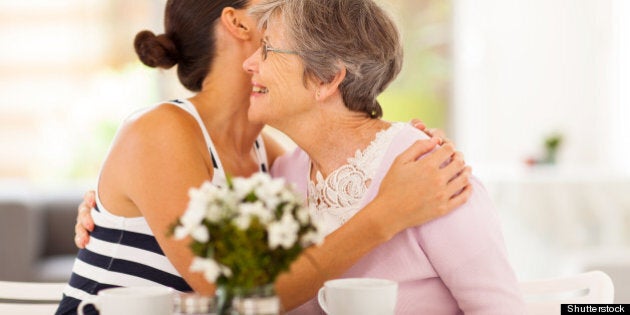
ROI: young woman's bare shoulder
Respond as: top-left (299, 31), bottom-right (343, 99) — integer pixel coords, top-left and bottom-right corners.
top-left (111, 103), bottom-right (207, 159)
top-left (124, 103), bottom-right (198, 135)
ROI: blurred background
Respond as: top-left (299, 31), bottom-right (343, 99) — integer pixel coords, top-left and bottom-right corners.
top-left (0, 0), bottom-right (628, 302)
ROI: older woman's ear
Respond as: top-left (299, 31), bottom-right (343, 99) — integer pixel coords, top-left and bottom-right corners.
top-left (316, 65), bottom-right (347, 101)
top-left (220, 7), bottom-right (256, 41)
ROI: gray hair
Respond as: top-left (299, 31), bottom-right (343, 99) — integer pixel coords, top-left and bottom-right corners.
top-left (250, 0), bottom-right (403, 118)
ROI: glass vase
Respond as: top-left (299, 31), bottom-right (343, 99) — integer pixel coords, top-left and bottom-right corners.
top-left (218, 284), bottom-right (280, 315)
top-left (173, 292), bottom-right (217, 315)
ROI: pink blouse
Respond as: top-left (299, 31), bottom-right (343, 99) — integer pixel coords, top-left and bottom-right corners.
top-left (271, 124), bottom-right (525, 314)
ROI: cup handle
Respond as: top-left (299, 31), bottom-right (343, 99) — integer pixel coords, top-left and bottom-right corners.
top-left (317, 287), bottom-right (330, 314)
top-left (77, 297), bottom-right (99, 315)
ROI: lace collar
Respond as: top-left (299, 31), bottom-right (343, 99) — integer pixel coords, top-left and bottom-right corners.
top-left (307, 123), bottom-right (404, 232)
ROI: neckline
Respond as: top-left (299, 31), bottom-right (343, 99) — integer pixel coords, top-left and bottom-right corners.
top-left (309, 122), bottom-right (397, 184)
top-left (305, 122), bottom-right (405, 230)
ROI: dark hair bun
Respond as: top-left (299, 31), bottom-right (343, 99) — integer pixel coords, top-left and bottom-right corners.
top-left (133, 30), bottom-right (179, 69)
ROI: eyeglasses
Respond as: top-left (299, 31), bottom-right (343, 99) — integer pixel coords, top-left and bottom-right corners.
top-left (261, 40), bottom-right (298, 61)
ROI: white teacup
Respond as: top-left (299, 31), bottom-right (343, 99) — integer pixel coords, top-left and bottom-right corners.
top-left (317, 278), bottom-right (398, 315)
top-left (77, 286), bottom-right (174, 315)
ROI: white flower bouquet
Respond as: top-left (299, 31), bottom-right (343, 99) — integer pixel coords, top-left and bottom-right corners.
top-left (171, 173), bottom-right (323, 293)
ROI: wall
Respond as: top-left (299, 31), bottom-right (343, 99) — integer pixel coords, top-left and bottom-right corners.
top-left (452, 0), bottom-right (627, 173)
top-left (611, 0), bottom-right (630, 172)
top-left (452, 1), bottom-right (630, 299)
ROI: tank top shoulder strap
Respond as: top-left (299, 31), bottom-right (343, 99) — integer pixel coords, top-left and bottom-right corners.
top-left (253, 136), bottom-right (269, 173)
top-left (164, 99), bottom-right (269, 179)
top-left (164, 99), bottom-right (226, 183)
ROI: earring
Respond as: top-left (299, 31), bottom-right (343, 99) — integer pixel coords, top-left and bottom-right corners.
top-left (316, 90), bottom-right (321, 99)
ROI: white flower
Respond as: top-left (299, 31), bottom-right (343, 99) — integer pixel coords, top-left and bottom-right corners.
top-left (267, 212), bottom-right (300, 249)
top-left (190, 226), bottom-right (209, 243)
top-left (279, 190), bottom-right (296, 203)
top-left (220, 265), bottom-right (232, 278)
top-left (174, 193), bottom-right (208, 240)
top-left (190, 257), bottom-right (225, 283)
top-left (173, 226), bottom-right (189, 240)
top-left (240, 201), bottom-right (273, 224)
top-left (259, 177), bottom-right (286, 198)
top-left (231, 177), bottom-right (256, 199)
top-left (300, 230), bottom-right (325, 247)
top-left (245, 172), bottom-right (271, 193)
top-left (251, 172), bottom-right (272, 184)
top-left (192, 181), bottom-right (221, 203)
top-left (174, 224), bottom-right (209, 243)
top-left (220, 190), bottom-right (240, 213)
top-left (233, 214), bottom-right (251, 230)
top-left (256, 193), bottom-right (280, 209)
top-left (295, 206), bottom-right (310, 225)
top-left (206, 203), bottom-right (224, 223)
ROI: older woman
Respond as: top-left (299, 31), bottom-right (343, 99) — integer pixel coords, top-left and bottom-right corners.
top-left (243, 0), bottom-right (525, 314)
top-left (57, 0), bottom-right (471, 314)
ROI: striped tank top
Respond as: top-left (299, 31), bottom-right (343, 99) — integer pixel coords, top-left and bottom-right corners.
top-left (56, 99), bottom-right (269, 314)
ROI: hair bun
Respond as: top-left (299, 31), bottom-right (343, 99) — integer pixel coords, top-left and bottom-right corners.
top-left (133, 30), bottom-right (180, 69)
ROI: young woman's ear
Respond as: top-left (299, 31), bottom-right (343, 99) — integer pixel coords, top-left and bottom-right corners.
top-left (220, 7), bottom-right (254, 40)
top-left (316, 66), bottom-right (347, 101)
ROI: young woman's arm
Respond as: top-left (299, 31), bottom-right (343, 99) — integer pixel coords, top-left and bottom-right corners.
top-left (73, 124), bottom-right (448, 247)
top-left (74, 126), bottom-right (470, 309)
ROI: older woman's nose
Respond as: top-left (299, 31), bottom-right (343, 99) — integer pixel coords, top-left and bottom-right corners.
top-left (243, 48), bottom-right (260, 74)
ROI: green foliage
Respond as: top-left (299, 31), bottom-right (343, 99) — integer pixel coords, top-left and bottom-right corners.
top-left (208, 210), bottom-right (303, 290)
top-left (379, 87), bottom-right (445, 128)
top-left (67, 120), bottom-right (119, 179)
top-left (545, 133), bottom-right (563, 150)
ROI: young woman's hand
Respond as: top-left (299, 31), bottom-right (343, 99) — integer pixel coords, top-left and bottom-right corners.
top-left (410, 118), bottom-right (450, 144)
top-left (375, 137), bottom-right (472, 238)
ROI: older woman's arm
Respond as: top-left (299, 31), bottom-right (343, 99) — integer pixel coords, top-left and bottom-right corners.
top-left (418, 177), bottom-right (526, 314)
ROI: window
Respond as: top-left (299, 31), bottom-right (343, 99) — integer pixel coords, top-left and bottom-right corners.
top-left (0, 0), bottom-right (179, 183)
top-left (452, 0), bottom-right (626, 171)
top-left (380, 0), bottom-right (451, 129)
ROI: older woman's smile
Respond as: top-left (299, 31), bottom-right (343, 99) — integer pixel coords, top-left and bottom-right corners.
top-left (251, 83), bottom-right (269, 95)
